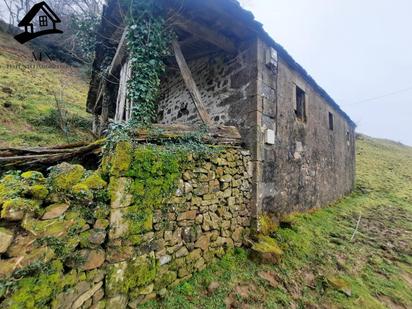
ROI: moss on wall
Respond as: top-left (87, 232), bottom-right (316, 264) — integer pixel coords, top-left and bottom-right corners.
top-left (0, 142), bottom-right (252, 308)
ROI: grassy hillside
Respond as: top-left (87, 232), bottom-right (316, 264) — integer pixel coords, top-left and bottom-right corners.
top-left (142, 135), bottom-right (412, 309)
top-left (0, 29), bottom-right (92, 147)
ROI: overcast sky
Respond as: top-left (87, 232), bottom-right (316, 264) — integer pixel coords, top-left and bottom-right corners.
top-left (239, 0), bottom-right (412, 146)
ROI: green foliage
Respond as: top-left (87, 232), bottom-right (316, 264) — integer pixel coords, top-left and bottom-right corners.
top-left (127, 145), bottom-right (182, 209)
top-left (35, 237), bottom-right (70, 259)
top-left (4, 261), bottom-right (78, 309)
top-left (48, 163), bottom-right (85, 191)
top-left (70, 13), bottom-right (101, 64)
top-left (126, 0), bottom-right (174, 127)
top-left (103, 0), bottom-right (174, 149)
top-left (0, 29), bottom-right (92, 147)
top-left (33, 109), bottom-right (92, 134)
top-left (106, 254), bottom-right (157, 296)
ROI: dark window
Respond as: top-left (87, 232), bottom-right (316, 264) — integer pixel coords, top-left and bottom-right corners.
top-left (39, 16), bottom-right (48, 27)
top-left (346, 131), bottom-right (351, 145)
top-left (295, 86), bottom-right (306, 122)
top-left (328, 112), bottom-right (334, 130)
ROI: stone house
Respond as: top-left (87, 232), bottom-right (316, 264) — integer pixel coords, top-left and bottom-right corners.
top-left (87, 0), bottom-right (356, 224)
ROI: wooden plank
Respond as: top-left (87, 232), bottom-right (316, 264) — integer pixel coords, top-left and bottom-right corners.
top-left (172, 15), bottom-right (237, 54)
top-left (109, 29), bottom-right (128, 76)
top-left (94, 28), bottom-right (128, 113)
top-left (132, 124), bottom-right (242, 144)
top-left (114, 59), bottom-right (129, 122)
top-left (125, 59), bottom-right (132, 121)
top-left (172, 40), bottom-right (213, 126)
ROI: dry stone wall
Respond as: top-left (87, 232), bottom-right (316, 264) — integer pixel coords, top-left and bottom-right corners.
top-left (0, 142), bottom-right (252, 308)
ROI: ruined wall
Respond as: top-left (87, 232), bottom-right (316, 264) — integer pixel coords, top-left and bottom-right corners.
top-left (0, 142), bottom-right (252, 308)
top-left (256, 39), bottom-right (356, 217)
top-left (157, 41), bottom-right (261, 222)
top-left (158, 42), bottom-right (259, 152)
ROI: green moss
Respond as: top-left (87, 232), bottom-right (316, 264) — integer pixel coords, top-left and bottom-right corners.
top-left (79, 230), bottom-right (92, 248)
top-left (22, 211), bottom-right (87, 238)
top-left (126, 206), bottom-right (153, 236)
top-left (21, 171), bottom-right (46, 185)
top-left (80, 173), bottom-right (107, 190)
top-left (127, 255), bottom-right (157, 289)
top-left (28, 185), bottom-right (49, 200)
top-left (252, 235), bottom-right (283, 257)
top-left (69, 172), bottom-right (107, 202)
top-left (258, 214), bottom-right (279, 236)
top-left (279, 212), bottom-right (299, 227)
top-left (6, 260), bottom-right (82, 309)
top-left (71, 183), bottom-right (93, 201)
top-left (110, 141), bottom-right (133, 176)
top-left (326, 275), bottom-right (352, 296)
top-left (156, 271), bottom-right (177, 290)
top-left (1, 198), bottom-right (41, 219)
top-left (48, 163), bottom-right (85, 191)
top-left (127, 145), bottom-right (182, 209)
top-left (106, 254), bottom-right (157, 297)
top-left (0, 174), bottom-right (23, 205)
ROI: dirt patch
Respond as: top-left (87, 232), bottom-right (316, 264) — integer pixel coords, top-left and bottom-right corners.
top-left (378, 295), bottom-right (407, 309)
top-left (224, 282), bottom-right (266, 308)
top-left (400, 272), bottom-right (412, 289)
top-left (347, 205), bottom-right (412, 258)
top-left (258, 271), bottom-right (279, 288)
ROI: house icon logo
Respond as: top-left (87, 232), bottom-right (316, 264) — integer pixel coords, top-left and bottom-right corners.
top-left (14, 1), bottom-right (63, 44)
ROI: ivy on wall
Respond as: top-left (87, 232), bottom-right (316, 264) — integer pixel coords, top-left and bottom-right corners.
top-left (105, 0), bottom-right (175, 150)
top-left (126, 14), bottom-right (174, 126)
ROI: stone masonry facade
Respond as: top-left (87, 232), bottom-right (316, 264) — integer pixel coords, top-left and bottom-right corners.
top-left (156, 37), bottom-right (356, 223)
top-left (0, 143), bottom-right (252, 308)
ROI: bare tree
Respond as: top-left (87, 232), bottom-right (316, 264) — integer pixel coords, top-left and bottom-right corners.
top-left (2, 0), bottom-right (35, 25)
top-left (1, 0), bottom-right (104, 26)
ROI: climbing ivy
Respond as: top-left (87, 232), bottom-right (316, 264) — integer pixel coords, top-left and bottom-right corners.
top-left (126, 0), bottom-right (174, 127)
top-left (103, 1), bottom-right (214, 158)
top-left (104, 0), bottom-right (175, 150)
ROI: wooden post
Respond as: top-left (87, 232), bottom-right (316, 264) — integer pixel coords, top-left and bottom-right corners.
top-left (172, 40), bottom-right (213, 126)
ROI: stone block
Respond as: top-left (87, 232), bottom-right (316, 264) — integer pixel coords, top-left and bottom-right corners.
top-left (0, 228), bottom-right (14, 254)
top-left (108, 178), bottom-right (133, 209)
top-left (177, 210), bottom-right (197, 221)
top-left (175, 246), bottom-right (189, 258)
top-left (42, 203), bottom-right (69, 220)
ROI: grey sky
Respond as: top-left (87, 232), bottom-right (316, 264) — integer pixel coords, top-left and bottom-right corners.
top-left (239, 0), bottom-right (412, 146)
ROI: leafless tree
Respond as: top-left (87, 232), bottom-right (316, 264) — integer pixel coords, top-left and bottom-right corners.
top-left (1, 0), bottom-right (104, 26)
top-left (2, 0), bottom-right (35, 25)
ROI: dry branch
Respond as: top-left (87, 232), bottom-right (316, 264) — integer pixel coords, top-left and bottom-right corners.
top-left (0, 125), bottom-right (242, 170)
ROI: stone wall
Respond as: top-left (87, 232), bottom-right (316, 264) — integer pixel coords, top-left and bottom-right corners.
top-left (156, 37), bottom-right (356, 224)
top-left (255, 39), bottom-right (356, 218)
top-left (157, 41), bottom-right (260, 223)
top-left (0, 142), bottom-right (252, 308)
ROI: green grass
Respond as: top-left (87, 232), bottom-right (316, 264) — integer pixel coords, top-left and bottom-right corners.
top-left (0, 29), bottom-right (92, 147)
top-left (142, 135), bottom-right (412, 309)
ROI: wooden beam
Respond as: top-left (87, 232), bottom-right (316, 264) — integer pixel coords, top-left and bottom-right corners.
top-left (94, 28), bottom-right (128, 112)
top-left (172, 15), bottom-right (237, 54)
top-left (179, 35), bottom-right (198, 48)
top-left (172, 40), bottom-right (213, 126)
top-left (109, 28), bottom-right (127, 76)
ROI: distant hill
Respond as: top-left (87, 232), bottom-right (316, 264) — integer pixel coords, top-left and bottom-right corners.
top-left (0, 28), bottom-right (93, 147)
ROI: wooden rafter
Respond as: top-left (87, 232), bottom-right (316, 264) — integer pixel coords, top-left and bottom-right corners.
top-left (172, 15), bottom-right (237, 54)
top-left (172, 40), bottom-right (213, 127)
top-left (94, 28), bottom-right (128, 113)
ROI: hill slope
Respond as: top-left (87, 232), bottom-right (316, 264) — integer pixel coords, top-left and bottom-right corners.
top-left (0, 29), bottom-right (92, 147)
top-left (142, 135), bottom-right (412, 309)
